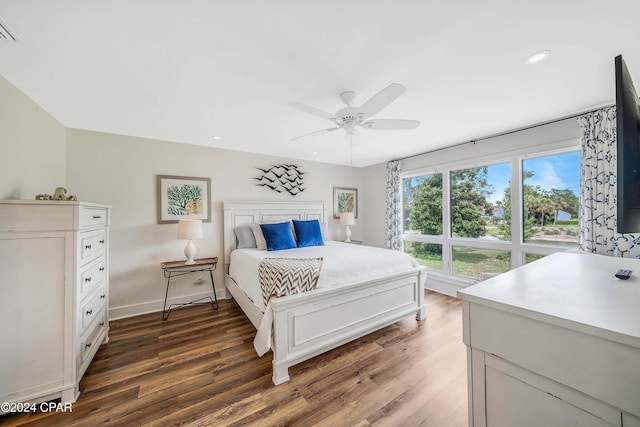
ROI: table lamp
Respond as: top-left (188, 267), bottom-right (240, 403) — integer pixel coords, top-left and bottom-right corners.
top-left (177, 219), bottom-right (203, 265)
top-left (339, 212), bottom-right (355, 243)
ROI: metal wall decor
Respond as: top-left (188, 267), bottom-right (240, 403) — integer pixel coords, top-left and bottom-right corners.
top-left (253, 164), bottom-right (306, 196)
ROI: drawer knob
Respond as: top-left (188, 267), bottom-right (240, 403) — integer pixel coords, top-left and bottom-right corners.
top-left (99, 267), bottom-right (105, 271)
top-left (100, 294), bottom-right (106, 299)
top-left (99, 322), bottom-right (105, 327)
top-left (93, 215), bottom-right (102, 219)
top-left (99, 240), bottom-right (105, 244)
top-left (85, 244), bottom-right (92, 249)
top-left (86, 309), bottom-right (93, 315)
top-left (85, 342), bottom-right (92, 348)
top-left (85, 277), bottom-right (92, 282)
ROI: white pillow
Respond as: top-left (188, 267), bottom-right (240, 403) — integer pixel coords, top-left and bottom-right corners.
top-left (250, 223), bottom-right (267, 250)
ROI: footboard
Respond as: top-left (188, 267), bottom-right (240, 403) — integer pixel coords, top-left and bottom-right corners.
top-left (270, 267), bottom-right (426, 385)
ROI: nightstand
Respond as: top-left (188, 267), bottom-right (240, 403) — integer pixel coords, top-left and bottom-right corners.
top-left (345, 240), bottom-right (363, 245)
top-left (160, 257), bottom-right (218, 320)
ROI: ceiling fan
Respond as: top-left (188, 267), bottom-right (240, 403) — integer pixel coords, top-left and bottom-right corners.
top-left (288, 83), bottom-right (420, 145)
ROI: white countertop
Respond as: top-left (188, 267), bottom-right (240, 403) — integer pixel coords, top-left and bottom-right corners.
top-left (458, 252), bottom-right (640, 348)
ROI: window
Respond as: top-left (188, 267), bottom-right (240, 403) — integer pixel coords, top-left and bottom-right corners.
top-left (404, 241), bottom-right (443, 271)
top-left (522, 152), bottom-right (580, 245)
top-left (403, 173), bottom-right (442, 236)
top-left (452, 246), bottom-right (511, 280)
top-left (401, 148), bottom-right (580, 282)
top-left (450, 163), bottom-right (510, 241)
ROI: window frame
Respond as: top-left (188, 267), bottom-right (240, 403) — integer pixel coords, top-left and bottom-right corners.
top-left (401, 142), bottom-right (580, 281)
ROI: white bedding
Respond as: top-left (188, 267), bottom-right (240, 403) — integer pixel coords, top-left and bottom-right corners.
top-left (228, 241), bottom-right (423, 356)
top-left (229, 241), bottom-right (421, 312)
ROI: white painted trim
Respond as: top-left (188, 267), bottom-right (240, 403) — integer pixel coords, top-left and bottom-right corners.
top-left (108, 288), bottom-right (224, 320)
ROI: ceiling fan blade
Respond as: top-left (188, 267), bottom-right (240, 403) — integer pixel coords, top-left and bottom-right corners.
top-left (291, 127), bottom-right (340, 141)
top-left (358, 83), bottom-right (407, 119)
top-left (362, 119), bottom-right (420, 130)
top-left (287, 102), bottom-right (338, 121)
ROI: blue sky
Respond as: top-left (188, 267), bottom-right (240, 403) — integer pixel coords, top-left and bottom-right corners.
top-left (486, 151), bottom-right (581, 203)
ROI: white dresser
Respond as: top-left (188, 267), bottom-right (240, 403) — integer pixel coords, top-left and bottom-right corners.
top-left (0, 200), bottom-right (110, 407)
top-left (458, 252), bottom-right (640, 427)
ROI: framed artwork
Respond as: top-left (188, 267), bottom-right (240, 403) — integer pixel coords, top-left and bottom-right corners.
top-left (157, 175), bottom-right (211, 224)
top-left (333, 187), bottom-right (358, 219)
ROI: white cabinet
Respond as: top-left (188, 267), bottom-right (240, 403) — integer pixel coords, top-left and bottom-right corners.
top-left (0, 200), bottom-right (110, 408)
top-left (458, 253), bottom-right (640, 427)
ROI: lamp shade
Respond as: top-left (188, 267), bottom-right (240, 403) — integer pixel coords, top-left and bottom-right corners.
top-left (339, 212), bottom-right (355, 226)
top-left (177, 219), bottom-right (203, 240)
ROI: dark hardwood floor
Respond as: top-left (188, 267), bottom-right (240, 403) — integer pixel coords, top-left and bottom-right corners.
top-left (1, 291), bottom-right (468, 427)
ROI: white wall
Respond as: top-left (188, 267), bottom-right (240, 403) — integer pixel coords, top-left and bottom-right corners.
top-left (66, 129), bottom-right (366, 318)
top-left (0, 75), bottom-right (66, 199)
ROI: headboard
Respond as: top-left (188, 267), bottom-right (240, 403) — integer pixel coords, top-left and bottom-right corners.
top-left (222, 201), bottom-right (327, 271)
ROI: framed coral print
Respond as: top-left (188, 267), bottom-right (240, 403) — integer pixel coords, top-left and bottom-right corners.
top-left (157, 175), bottom-right (211, 224)
top-left (333, 187), bottom-right (358, 219)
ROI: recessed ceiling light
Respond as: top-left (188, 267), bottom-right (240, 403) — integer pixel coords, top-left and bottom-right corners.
top-left (211, 136), bottom-right (222, 140)
top-left (525, 50), bottom-right (550, 64)
top-left (312, 151), bottom-right (318, 155)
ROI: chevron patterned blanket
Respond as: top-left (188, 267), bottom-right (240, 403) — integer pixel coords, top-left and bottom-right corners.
top-left (258, 257), bottom-right (323, 307)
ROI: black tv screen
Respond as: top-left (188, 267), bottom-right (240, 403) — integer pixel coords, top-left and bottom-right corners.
top-left (615, 55), bottom-right (640, 233)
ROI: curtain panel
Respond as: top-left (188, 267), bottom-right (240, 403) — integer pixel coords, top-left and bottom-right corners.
top-left (385, 160), bottom-right (403, 250)
top-left (577, 106), bottom-right (640, 257)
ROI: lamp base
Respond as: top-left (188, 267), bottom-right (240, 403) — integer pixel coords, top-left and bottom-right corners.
top-left (184, 239), bottom-right (197, 265)
top-left (344, 225), bottom-right (352, 243)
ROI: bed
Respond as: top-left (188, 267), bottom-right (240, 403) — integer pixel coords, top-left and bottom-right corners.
top-left (223, 201), bottom-right (427, 385)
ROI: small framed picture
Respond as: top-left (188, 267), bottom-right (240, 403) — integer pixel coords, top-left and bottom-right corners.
top-left (157, 175), bottom-right (211, 224)
top-left (333, 187), bottom-right (358, 219)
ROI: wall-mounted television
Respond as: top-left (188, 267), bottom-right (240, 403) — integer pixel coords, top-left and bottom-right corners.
top-left (615, 55), bottom-right (640, 233)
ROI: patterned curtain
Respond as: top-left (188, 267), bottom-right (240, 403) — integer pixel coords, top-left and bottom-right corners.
top-left (577, 106), bottom-right (640, 257)
top-left (385, 160), bottom-right (403, 250)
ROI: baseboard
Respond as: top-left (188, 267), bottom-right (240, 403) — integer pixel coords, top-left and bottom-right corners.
top-left (424, 274), bottom-right (474, 298)
top-left (109, 287), bottom-right (226, 320)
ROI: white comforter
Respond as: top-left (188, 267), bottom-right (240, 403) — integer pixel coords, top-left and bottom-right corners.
top-left (228, 241), bottom-right (423, 355)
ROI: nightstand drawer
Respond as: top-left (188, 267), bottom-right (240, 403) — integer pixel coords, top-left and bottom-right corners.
top-left (79, 207), bottom-right (108, 229)
top-left (80, 229), bottom-right (106, 264)
top-left (80, 286), bottom-right (107, 335)
top-left (80, 257), bottom-right (106, 297)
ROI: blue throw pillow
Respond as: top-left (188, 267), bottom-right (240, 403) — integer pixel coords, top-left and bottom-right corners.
top-left (260, 222), bottom-right (297, 251)
top-left (292, 219), bottom-right (324, 248)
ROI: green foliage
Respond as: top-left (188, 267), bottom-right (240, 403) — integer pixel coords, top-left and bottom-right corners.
top-left (407, 174), bottom-right (443, 235)
top-left (337, 193), bottom-right (354, 213)
top-left (166, 184), bottom-right (202, 216)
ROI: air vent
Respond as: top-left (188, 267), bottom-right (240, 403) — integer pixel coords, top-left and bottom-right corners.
top-left (0, 16), bottom-right (19, 42)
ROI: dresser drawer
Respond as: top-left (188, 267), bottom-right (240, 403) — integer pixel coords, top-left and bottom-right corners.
top-left (80, 257), bottom-right (106, 297)
top-left (79, 207), bottom-right (108, 229)
top-left (80, 286), bottom-right (107, 335)
top-left (80, 229), bottom-right (106, 264)
top-left (81, 313), bottom-right (107, 365)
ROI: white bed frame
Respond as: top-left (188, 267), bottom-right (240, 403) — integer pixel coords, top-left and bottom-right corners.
top-left (223, 201), bottom-right (427, 385)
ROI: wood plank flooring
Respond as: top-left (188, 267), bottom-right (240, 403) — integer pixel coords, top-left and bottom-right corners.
top-left (1, 291), bottom-right (467, 427)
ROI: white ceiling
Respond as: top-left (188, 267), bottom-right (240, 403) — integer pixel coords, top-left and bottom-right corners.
top-left (1, 0), bottom-right (639, 167)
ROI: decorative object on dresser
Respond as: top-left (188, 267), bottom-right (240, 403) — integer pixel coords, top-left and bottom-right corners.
top-left (160, 257), bottom-right (218, 320)
top-left (0, 200), bottom-right (110, 408)
top-left (340, 211), bottom-right (356, 242)
top-left (177, 219), bottom-right (203, 265)
top-left (35, 186), bottom-right (78, 201)
top-left (157, 175), bottom-right (211, 224)
top-left (253, 164), bottom-right (306, 196)
top-left (333, 186), bottom-right (357, 219)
